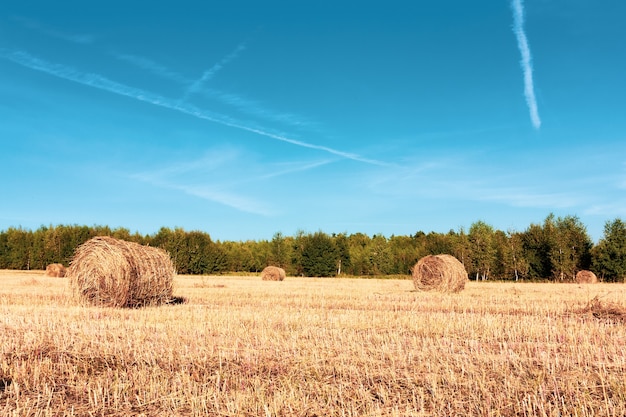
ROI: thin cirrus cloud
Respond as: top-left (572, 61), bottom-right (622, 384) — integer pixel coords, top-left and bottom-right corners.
top-left (510, 0), bottom-right (541, 129)
top-left (200, 87), bottom-right (316, 129)
top-left (127, 149), bottom-right (274, 215)
top-left (111, 52), bottom-right (191, 85)
top-left (0, 48), bottom-right (386, 166)
top-left (129, 149), bottom-right (331, 215)
top-left (135, 173), bottom-right (275, 216)
top-left (12, 16), bottom-right (94, 45)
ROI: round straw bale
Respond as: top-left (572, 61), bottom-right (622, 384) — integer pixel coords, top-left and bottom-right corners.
top-left (576, 270), bottom-right (598, 284)
top-left (45, 263), bottom-right (66, 277)
top-left (66, 236), bottom-right (175, 307)
top-left (412, 254), bottom-right (468, 293)
top-left (261, 266), bottom-right (286, 281)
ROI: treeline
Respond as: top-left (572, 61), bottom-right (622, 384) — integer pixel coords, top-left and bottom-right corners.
top-left (1, 214), bottom-right (626, 282)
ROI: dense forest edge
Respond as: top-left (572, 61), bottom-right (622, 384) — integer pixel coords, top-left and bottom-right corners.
top-left (2, 214), bottom-right (626, 282)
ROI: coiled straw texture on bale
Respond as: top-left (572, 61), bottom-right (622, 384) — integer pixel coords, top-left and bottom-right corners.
top-left (412, 254), bottom-right (468, 293)
top-left (45, 263), bottom-right (66, 277)
top-left (261, 266), bottom-right (286, 281)
top-left (576, 270), bottom-right (598, 284)
top-left (66, 236), bottom-right (175, 307)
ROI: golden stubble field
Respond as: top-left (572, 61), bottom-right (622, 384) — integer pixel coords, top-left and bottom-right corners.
top-left (1, 269), bottom-right (625, 417)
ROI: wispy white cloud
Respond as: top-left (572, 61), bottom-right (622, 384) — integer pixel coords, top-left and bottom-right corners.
top-left (181, 41), bottom-right (247, 102)
top-left (511, 0), bottom-right (541, 129)
top-left (256, 159), bottom-right (334, 181)
top-left (584, 201), bottom-right (626, 217)
top-left (129, 148), bottom-right (272, 215)
top-left (12, 16), bottom-right (94, 44)
top-left (200, 87), bottom-right (317, 129)
top-left (0, 48), bottom-right (386, 165)
top-left (135, 174), bottom-right (274, 215)
top-left (475, 188), bottom-right (580, 208)
top-left (175, 183), bottom-right (275, 215)
top-left (130, 149), bottom-right (331, 215)
top-left (131, 148), bottom-right (241, 182)
top-left (111, 52), bottom-right (191, 84)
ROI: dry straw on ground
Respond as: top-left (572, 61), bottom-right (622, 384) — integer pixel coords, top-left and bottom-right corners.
top-left (577, 296), bottom-right (626, 323)
top-left (576, 270), bottom-right (598, 284)
top-left (412, 254), bottom-right (468, 293)
top-left (261, 266), bottom-right (286, 281)
top-left (45, 263), bottom-right (66, 277)
top-left (66, 236), bottom-right (175, 307)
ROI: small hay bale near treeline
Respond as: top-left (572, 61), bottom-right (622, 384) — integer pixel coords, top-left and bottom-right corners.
top-left (45, 263), bottom-right (66, 277)
top-left (576, 270), bottom-right (598, 284)
top-left (412, 254), bottom-right (468, 293)
top-left (66, 236), bottom-right (176, 308)
top-left (261, 266), bottom-right (286, 281)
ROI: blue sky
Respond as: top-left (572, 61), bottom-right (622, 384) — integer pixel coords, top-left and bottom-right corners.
top-left (1, 1), bottom-right (625, 242)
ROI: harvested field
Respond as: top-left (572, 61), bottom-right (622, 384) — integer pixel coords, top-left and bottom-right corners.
top-left (1, 269), bottom-right (626, 416)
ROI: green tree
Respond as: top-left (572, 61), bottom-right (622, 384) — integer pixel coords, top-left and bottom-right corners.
top-left (269, 232), bottom-right (291, 269)
top-left (31, 226), bottom-right (49, 269)
top-left (150, 227), bottom-right (188, 272)
top-left (184, 231), bottom-right (212, 274)
top-left (0, 230), bottom-right (8, 268)
top-left (291, 230), bottom-right (307, 276)
top-left (301, 231), bottom-right (338, 277)
top-left (363, 234), bottom-right (390, 275)
top-left (468, 221), bottom-right (496, 280)
top-left (592, 218), bottom-right (626, 282)
top-left (521, 221), bottom-right (552, 280)
top-left (507, 230), bottom-right (529, 281)
top-left (221, 241), bottom-right (257, 272)
top-left (550, 215), bottom-right (592, 281)
top-left (424, 231), bottom-right (454, 256)
top-left (449, 228), bottom-right (470, 268)
top-left (388, 235), bottom-right (419, 275)
top-left (5, 227), bottom-right (33, 269)
top-left (347, 233), bottom-right (372, 275)
top-left (333, 233), bottom-right (352, 276)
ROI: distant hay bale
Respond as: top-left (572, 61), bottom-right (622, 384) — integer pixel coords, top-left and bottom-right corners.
top-left (66, 236), bottom-right (175, 308)
top-left (261, 266), bottom-right (286, 281)
top-left (412, 254), bottom-right (468, 293)
top-left (45, 263), bottom-right (66, 277)
top-left (576, 270), bottom-right (598, 284)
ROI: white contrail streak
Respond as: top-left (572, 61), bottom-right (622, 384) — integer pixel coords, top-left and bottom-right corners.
top-left (0, 48), bottom-right (386, 166)
top-left (181, 42), bottom-right (247, 102)
top-left (511, 0), bottom-right (541, 129)
top-left (114, 51), bottom-right (313, 129)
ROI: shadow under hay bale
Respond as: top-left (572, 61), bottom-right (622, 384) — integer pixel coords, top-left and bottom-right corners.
top-left (412, 254), bottom-right (468, 293)
top-left (261, 266), bottom-right (286, 281)
top-left (45, 263), bottom-right (66, 277)
top-left (66, 236), bottom-right (176, 308)
top-left (165, 296), bottom-right (188, 305)
top-left (576, 270), bottom-right (598, 284)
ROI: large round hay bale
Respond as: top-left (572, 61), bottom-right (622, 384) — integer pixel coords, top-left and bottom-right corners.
top-left (66, 236), bottom-right (175, 307)
top-left (576, 270), bottom-right (598, 284)
top-left (45, 263), bottom-right (66, 277)
top-left (412, 254), bottom-right (468, 293)
top-left (261, 266), bottom-right (286, 281)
